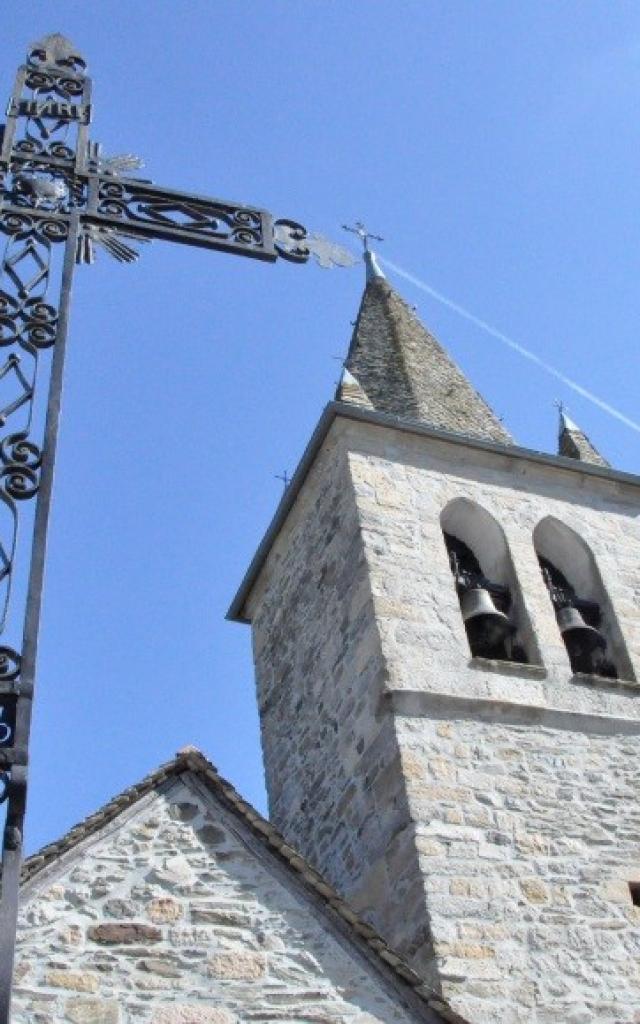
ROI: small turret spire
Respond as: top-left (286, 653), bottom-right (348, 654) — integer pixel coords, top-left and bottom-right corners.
top-left (556, 402), bottom-right (608, 467)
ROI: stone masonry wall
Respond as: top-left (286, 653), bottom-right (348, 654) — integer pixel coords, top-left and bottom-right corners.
top-left (13, 773), bottom-right (426, 1024)
top-left (395, 714), bottom-right (640, 1024)
top-left (348, 419), bottom-right (640, 1023)
top-left (245, 414), bottom-right (640, 1024)
top-left (246, 428), bottom-right (433, 968)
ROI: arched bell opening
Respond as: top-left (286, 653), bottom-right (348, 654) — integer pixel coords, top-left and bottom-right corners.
top-left (533, 517), bottom-right (633, 680)
top-left (440, 498), bottom-right (538, 665)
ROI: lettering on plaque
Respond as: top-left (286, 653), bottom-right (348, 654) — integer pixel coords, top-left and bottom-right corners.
top-left (10, 99), bottom-right (91, 124)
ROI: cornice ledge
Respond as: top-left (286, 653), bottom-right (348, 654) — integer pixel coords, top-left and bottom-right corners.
top-left (332, 401), bottom-right (640, 488)
top-left (384, 688), bottom-right (640, 735)
top-left (227, 400), bottom-right (640, 623)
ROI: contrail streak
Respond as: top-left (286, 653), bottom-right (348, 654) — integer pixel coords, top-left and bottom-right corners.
top-left (380, 256), bottom-right (640, 435)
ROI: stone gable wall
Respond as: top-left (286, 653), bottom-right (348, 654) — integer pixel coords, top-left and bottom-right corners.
top-left (13, 775), bottom-right (425, 1024)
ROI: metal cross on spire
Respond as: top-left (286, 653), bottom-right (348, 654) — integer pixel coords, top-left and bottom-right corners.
top-left (342, 221), bottom-right (385, 280)
top-left (0, 34), bottom-right (355, 1017)
top-left (342, 220), bottom-right (384, 252)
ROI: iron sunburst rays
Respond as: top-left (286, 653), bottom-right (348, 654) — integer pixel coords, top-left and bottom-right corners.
top-left (79, 143), bottom-right (147, 263)
top-left (85, 141), bottom-right (145, 177)
top-left (76, 224), bottom-right (148, 265)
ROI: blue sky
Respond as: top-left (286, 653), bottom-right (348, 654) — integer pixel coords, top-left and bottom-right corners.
top-left (2, 2), bottom-right (639, 851)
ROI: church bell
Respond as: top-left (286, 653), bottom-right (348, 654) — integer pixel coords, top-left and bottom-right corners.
top-left (556, 605), bottom-right (605, 657)
top-left (460, 587), bottom-right (514, 648)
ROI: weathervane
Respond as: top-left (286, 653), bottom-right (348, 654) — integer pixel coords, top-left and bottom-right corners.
top-left (0, 33), bottom-right (355, 1017)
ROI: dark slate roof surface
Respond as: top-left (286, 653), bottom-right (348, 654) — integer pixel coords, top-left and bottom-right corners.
top-left (337, 276), bottom-right (512, 444)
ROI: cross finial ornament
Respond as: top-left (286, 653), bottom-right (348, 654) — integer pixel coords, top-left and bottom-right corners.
top-left (342, 220), bottom-right (384, 253)
top-left (28, 33), bottom-right (86, 72)
top-left (0, 35), bottom-right (355, 1016)
top-left (554, 399), bottom-right (580, 438)
top-left (342, 222), bottom-right (385, 281)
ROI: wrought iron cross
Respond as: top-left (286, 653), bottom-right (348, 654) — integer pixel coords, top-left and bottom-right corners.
top-left (0, 34), bottom-right (354, 1017)
top-left (342, 220), bottom-right (384, 252)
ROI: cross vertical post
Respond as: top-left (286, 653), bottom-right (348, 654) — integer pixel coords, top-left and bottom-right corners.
top-left (0, 34), bottom-right (354, 1020)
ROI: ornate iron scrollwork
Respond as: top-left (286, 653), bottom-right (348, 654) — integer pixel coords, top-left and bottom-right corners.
top-left (0, 215), bottom-right (56, 664)
top-left (0, 651), bottom-right (20, 685)
top-left (0, 32), bottom-right (359, 1015)
top-left (274, 219), bottom-right (357, 268)
top-left (0, 37), bottom-right (356, 872)
top-left (91, 179), bottom-right (273, 256)
top-left (28, 33), bottom-right (86, 72)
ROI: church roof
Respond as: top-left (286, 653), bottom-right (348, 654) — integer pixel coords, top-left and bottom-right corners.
top-left (336, 258), bottom-right (513, 444)
top-left (558, 409), bottom-right (609, 467)
top-left (20, 746), bottom-right (468, 1024)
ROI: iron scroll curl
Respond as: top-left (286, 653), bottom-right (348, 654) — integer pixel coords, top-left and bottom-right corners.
top-left (273, 219), bottom-right (357, 269)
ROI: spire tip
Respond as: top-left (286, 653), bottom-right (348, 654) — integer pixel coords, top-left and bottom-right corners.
top-left (364, 249), bottom-right (386, 281)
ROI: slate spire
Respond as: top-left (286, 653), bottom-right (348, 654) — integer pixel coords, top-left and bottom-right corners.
top-left (336, 251), bottom-right (512, 444)
top-left (557, 408), bottom-right (608, 467)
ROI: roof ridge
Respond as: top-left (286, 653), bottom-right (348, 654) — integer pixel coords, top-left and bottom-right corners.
top-left (20, 747), bottom-right (470, 1024)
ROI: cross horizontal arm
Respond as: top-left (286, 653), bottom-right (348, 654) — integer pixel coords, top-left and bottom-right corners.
top-left (85, 175), bottom-right (280, 261)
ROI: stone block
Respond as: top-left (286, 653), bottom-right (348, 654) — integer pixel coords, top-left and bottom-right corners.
top-left (147, 897), bottom-right (183, 923)
top-left (65, 999), bottom-right (120, 1023)
top-left (439, 941), bottom-right (495, 959)
top-left (43, 884), bottom-right (65, 901)
top-left (152, 1006), bottom-right (236, 1024)
top-left (138, 957), bottom-right (182, 977)
top-left (169, 925), bottom-right (217, 946)
top-left (103, 899), bottom-right (136, 919)
top-left (134, 975), bottom-right (174, 991)
top-left (520, 879), bottom-right (549, 904)
top-left (58, 924), bottom-right (83, 948)
top-left (45, 971), bottom-right (99, 993)
top-left (191, 906), bottom-right (249, 926)
top-left (207, 950), bottom-right (266, 980)
top-left (87, 923), bottom-right (162, 945)
top-left (149, 855), bottom-right (196, 888)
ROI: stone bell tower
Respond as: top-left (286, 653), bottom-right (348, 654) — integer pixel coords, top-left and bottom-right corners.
top-left (229, 252), bottom-right (640, 1024)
